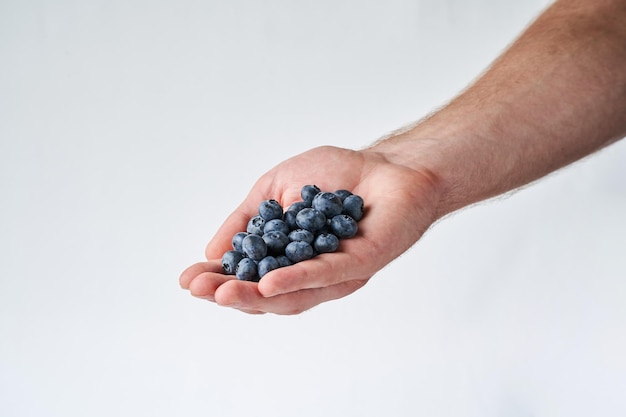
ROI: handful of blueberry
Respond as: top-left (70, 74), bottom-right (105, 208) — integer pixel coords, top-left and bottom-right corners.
top-left (221, 184), bottom-right (365, 282)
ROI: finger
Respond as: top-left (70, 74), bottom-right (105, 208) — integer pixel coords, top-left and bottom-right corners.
top-left (204, 177), bottom-right (281, 260)
top-left (188, 271), bottom-right (233, 302)
top-left (257, 234), bottom-right (381, 298)
top-left (204, 209), bottom-right (253, 260)
top-left (234, 307), bottom-right (267, 315)
top-left (179, 260), bottom-right (224, 289)
top-left (180, 261), bottom-right (267, 314)
top-left (215, 278), bottom-right (368, 315)
top-left (213, 279), bottom-right (261, 307)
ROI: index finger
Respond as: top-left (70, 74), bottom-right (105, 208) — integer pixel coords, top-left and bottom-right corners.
top-left (204, 179), bottom-right (308, 260)
top-left (204, 173), bottom-right (294, 260)
top-left (204, 208), bottom-right (255, 260)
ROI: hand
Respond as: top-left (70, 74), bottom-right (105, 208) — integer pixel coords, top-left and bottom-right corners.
top-left (179, 145), bottom-right (441, 314)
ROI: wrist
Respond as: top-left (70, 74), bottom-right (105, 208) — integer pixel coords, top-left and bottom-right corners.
top-left (365, 133), bottom-right (456, 221)
top-left (367, 113), bottom-right (503, 219)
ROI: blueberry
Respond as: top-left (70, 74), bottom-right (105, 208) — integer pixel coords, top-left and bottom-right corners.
top-left (315, 218), bottom-right (332, 234)
top-left (236, 257), bottom-right (258, 281)
top-left (258, 199), bottom-right (283, 221)
top-left (258, 256), bottom-right (280, 279)
top-left (223, 187), bottom-right (364, 275)
top-left (232, 232), bottom-right (248, 252)
top-left (288, 228), bottom-right (315, 244)
top-left (342, 194), bottom-right (364, 221)
top-left (276, 255), bottom-right (293, 268)
top-left (286, 201), bottom-right (308, 213)
top-left (242, 234), bottom-right (267, 261)
top-left (263, 219), bottom-right (290, 235)
top-left (330, 214), bottom-right (358, 238)
top-left (285, 241), bottom-right (314, 263)
top-left (222, 250), bottom-right (245, 275)
top-left (314, 233), bottom-right (339, 253)
top-left (295, 208), bottom-right (326, 232)
top-left (283, 210), bottom-right (298, 230)
top-left (301, 185), bottom-right (321, 206)
top-left (312, 191), bottom-right (343, 218)
top-left (333, 189), bottom-right (352, 201)
top-left (246, 215), bottom-right (266, 236)
top-left (262, 230), bottom-right (289, 255)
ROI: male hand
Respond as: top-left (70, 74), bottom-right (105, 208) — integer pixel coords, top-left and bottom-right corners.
top-left (179, 145), bottom-right (440, 314)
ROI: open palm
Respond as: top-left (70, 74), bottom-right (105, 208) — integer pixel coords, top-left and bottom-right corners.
top-left (180, 145), bottom-right (440, 314)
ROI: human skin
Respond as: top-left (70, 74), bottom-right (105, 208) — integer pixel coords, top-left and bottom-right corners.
top-left (180, 0), bottom-right (626, 315)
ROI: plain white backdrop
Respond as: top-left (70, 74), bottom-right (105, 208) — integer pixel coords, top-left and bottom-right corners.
top-left (2, 1), bottom-right (626, 416)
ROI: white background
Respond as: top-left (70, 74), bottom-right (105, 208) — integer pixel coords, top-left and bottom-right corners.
top-left (2, 1), bottom-right (626, 416)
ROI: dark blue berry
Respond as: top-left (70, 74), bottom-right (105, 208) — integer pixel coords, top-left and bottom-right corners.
top-left (314, 233), bottom-right (339, 253)
top-left (286, 201), bottom-right (308, 213)
top-left (319, 219), bottom-right (333, 234)
top-left (276, 255), bottom-right (293, 267)
top-left (301, 185), bottom-right (321, 206)
top-left (258, 199), bottom-right (283, 221)
top-left (312, 191), bottom-right (343, 218)
top-left (246, 215), bottom-right (266, 236)
top-left (258, 256), bottom-right (280, 278)
top-left (232, 232), bottom-right (248, 252)
top-left (285, 241), bottom-right (314, 263)
top-left (330, 214), bottom-right (358, 238)
top-left (288, 228), bottom-right (315, 244)
top-left (242, 234), bottom-right (267, 261)
top-left (236, 258), bottom-right (258, 281)
top-left (262, 231), bottom-right (289, 255)
top-left (296, 208), bottom-right (326, 232)
top-left (342, 194), bottom-right (364, 221)
top-left (222, 250), bottom-right (245, 275)
top-left (333, 189), bottom-right (352, 201)
top-left (283, 210), bottom-right (298, 230)
top-left (224, 187), bottom-right (364, 276)
top-left (263, 219), bottom-right (290, 235)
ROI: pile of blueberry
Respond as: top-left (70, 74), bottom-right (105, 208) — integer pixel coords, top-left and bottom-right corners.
top-left (221, 184), bottom-right (365, 282)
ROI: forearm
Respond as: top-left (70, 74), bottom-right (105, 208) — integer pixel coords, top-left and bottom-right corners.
top-left (370, 0), bottom-right (626, 218)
